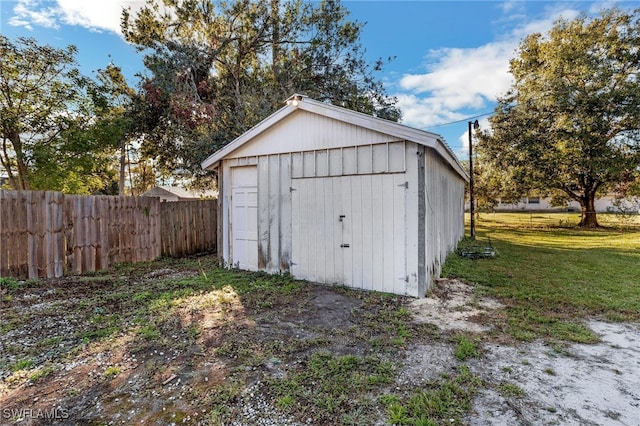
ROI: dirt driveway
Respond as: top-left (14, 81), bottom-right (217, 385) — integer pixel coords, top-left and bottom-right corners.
top-left (1, 258), bottom-right (638, 425)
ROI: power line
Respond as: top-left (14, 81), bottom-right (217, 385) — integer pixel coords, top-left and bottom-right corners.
top-left (425, 111), bottom-right (494, 129)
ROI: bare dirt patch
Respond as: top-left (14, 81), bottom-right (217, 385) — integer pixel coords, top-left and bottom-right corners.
top-left (408, 278), bottom-right (504, 333)
top-left (403, 280), bottom-right (640, 426)
top-left (465, 321), bottom-right (640, 426)
top-left (1, 258), bottom-right (639, 425)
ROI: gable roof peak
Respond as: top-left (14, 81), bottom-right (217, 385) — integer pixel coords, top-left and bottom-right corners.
top-left (201, 94), bottom-right (467, 181)
top-left (285, 94), bottom-right (307, 106)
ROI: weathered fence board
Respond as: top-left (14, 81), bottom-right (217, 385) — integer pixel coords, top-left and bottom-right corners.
top-left (160, 199), bottom-right (217, 258)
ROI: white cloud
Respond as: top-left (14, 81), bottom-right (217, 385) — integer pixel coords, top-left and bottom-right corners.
top-left (8, 0), bottom-right (144, 34)
top-left (9, 0), bottom-right (60, 29)
top-left (57, 0), bottom-right (143, 33)
top-left (500, 0), bottom-right (524, 15)
top-left (8, 18), bottom-right (33, 30)
top-left (399, 41), bottom-right (515, 111)
top-left (511, 7), bottom-right (581, 39)
top-left (396, 93), bottom-right (466, 130)
top-left (394, 6), bottom-right (584, 130)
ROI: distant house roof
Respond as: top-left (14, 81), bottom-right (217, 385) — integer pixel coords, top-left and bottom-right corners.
top-left (142, 186), bottom-right (217, 201)
top-left (201, 94), bottom-right (467, 181)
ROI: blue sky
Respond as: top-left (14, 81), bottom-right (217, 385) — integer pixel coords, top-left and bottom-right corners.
top-left (2, 0), bottom-right (638, 159)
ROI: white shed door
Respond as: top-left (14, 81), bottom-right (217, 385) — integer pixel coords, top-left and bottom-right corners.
top-left (291, 174), bottom-right (407, 294)
top-left (231, 166), bottom-right (258, 270)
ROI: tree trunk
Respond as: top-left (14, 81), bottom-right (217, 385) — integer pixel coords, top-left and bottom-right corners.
top-left (119, 138), bottom-right (126, 196)
top-left (578, 194), bottom-right (599, 228)
top-left (9, 131), bottom-right (29, 190)
top-left (271, 0), bottom-right (280, 67)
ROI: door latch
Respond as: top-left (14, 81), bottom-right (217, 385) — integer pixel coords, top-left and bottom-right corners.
top-left (339, 215), bottom-right (346, 221)
top-left (340, 243), bottom-right (350, 248)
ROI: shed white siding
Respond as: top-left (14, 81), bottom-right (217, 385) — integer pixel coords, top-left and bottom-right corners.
top-left (221, 140), bottom-right (411, 275)
top-left (423, 148), bottom-right (466, 285)
top-left (229, 110), bottom-right (399, 159)
top-left (291, 173), bottom-right (408, 295)
top-left (204, 95), bottom-right (467, 297)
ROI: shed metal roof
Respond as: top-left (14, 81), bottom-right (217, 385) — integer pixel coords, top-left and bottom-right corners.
top-left (201, 94), bottom-right (468, 181)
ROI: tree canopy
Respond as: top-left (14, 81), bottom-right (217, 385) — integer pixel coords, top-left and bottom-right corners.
top-left (477, 9), bottom-right (640, 227)
top-left (121, 0), bottom-right (400, 181)
top-left (0, 36), bottom-right (118, 193)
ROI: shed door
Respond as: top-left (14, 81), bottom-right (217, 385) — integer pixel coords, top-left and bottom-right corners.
top-left (231, 166), bottom-right (258, 270)
top-left (291, 174), bottom-right (407, 294)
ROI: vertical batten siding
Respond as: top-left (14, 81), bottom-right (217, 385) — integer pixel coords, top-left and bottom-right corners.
top-left (278, 154), bottom-right (292, 270)
top-left (290, 173), bottom-right (408, 294)
top-left (226, 141), bottom-right (409, 274)
top-left (220, 141), bottom-right (463, 298)
top-left (404, 143), bottom-right (421, 297)
top-left (268, 155), bottom-right (280, 270)
top-left (216, 167), bottom-right (224, 262)
top-left (256, 154), bottom-right (293, 273)
top-left (221, 162), bottom-right (231, 264)
top-left (257, 157), bottom-right (270, 268)
top-left (291, 141), bottom-right (407, 178)
top-left (211, 102), bottom-right (466, 298)
top-left (423, 148), bottom-right (465, 286)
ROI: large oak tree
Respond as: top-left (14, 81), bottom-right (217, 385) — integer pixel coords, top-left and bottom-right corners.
top-left (478, 9), bottom-right (640, 227)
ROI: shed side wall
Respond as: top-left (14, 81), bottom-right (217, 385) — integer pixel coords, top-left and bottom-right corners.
top-left (424, 148), bottom-right (465, 287)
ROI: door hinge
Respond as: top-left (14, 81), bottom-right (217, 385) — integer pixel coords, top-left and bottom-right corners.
top-left (290, 187), bottom-right (297, 192)
top-left (339, 215), bottom-right (346, 222)
top-left (398, 182), bottom-right (408, 189)
top-left (398, 275), bottom-right (409, 282)
top-left (340, 243), bottom-right (350, 248)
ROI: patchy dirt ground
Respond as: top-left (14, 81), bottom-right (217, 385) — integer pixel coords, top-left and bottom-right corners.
top-left (408, 280), bottom-right (640, 425)
top-left (466, 320), bottom-right (640, 426)
top-left (1, 258), bottom-right (639, 425)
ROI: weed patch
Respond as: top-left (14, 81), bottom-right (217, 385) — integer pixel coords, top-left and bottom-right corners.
top-left (10, 358), bottom-right (33, 372)
top-left (0, 277), bottom-right (20, 290)
top-left (382, 365), bottom-right (482, 425)
top-left (497, 381), bottom-right (525, 398)
top-left (28, 365), bottom-right (55, 382)
top-left (268, 352), bottom-right (395, 423)
top-left (454, 335), bottom-right (480, 361)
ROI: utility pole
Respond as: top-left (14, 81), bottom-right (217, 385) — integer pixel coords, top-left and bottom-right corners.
top-left (468, 120), bottom-right (479, 239)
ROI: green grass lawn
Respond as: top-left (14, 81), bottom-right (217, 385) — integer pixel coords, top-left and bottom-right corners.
top-left (443, 212), bottom-right (640, 342)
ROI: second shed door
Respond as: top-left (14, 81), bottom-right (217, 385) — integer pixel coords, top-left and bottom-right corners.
top-left (291, 173), bottom-right (407, 295)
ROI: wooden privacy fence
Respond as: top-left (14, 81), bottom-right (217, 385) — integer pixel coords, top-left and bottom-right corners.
top-left (0, 190), bottom-right (217, 280)
top-left (160, 199), bottom-right (217, 258)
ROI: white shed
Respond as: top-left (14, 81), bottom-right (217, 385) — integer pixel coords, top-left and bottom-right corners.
top-left (201, 95), bottom-right (467, 297)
